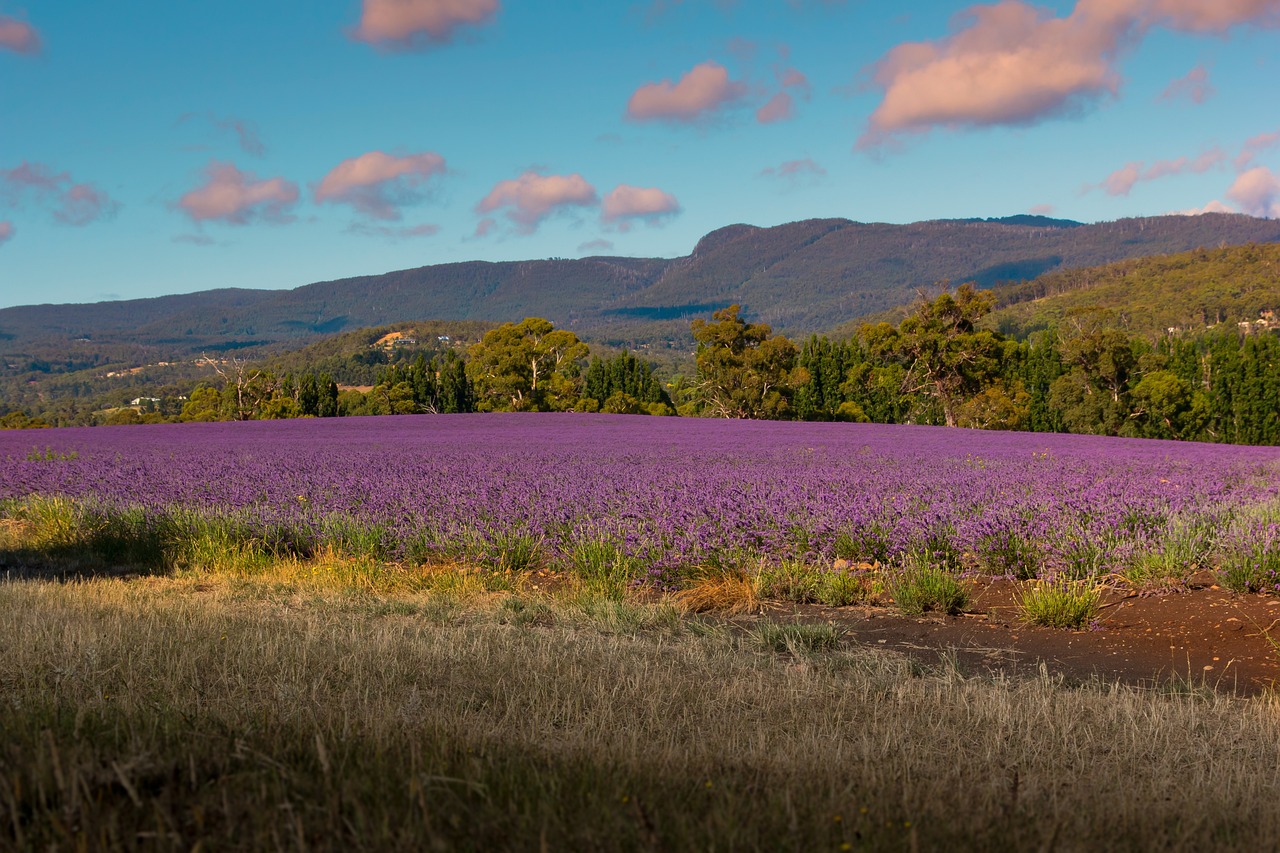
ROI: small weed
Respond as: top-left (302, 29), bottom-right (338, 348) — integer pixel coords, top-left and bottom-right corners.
top-left (886, 555), bottom-right (968, 616)
top-left (1019, 580), bottom-right (1102, 629)
top-left (753, 621), bottom-right (842, 655)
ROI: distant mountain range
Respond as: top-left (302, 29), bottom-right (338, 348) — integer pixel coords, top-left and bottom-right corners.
top-left (4, 212), bottom-right (1280, 360)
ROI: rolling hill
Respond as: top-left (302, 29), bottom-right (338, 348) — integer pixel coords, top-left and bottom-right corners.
top-left (4, 213), bottom-right (1280, 364)
top-left (985, 242), bottom-right (1280, 339)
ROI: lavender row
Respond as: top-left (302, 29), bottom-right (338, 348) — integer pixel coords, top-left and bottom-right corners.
top-left (3, 414), bottom-right (1279, 578)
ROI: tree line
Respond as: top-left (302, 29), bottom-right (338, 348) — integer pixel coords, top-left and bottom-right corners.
top-left (694, 285), bottom-right (1280, 444)
top-left (4, 285), bottom-right (1278, 445)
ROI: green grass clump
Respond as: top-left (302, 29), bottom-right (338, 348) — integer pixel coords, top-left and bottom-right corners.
top-left (567, 536), bottom-right (639, 599)
top-left (1019, 580), bottom-right (1103, 629)
top-left (815, 569), bottom-right (874, 606)
top-left (753, 621), bottom-right (842, 654)
top-left (887, 556), bottom-right (969, 616)
top-left (1123, 519), bottom-right (1214, 590)
top-left (756, 559), bottom-right (820, 603)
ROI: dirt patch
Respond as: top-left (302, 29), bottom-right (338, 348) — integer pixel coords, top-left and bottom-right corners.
top-left (759, 579), bottom-right (1280, 695)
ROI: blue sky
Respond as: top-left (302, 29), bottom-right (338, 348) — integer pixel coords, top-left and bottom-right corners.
top-left (2, 0), bottom-right (1279, 308)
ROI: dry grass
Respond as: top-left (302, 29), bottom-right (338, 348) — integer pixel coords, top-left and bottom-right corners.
top-left (675, 571), bottom-right (761, 614)
top-left (2, 574), bottom-right (1280, 850)
top-left (6, 508), bottom-right (1280, 849)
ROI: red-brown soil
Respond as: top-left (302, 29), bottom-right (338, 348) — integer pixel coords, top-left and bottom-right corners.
top-left (766, 578), bottom-right (1280, 695)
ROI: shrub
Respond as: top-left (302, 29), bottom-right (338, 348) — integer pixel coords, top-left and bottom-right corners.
top-left (1019, 580), bottom-right (1102, 629)
top-left (568, 537), bottom-right (638, 600)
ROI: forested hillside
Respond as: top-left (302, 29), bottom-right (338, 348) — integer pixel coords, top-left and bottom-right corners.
top-left (987, 243), bottom-right (1280, 338)
top-left (4, 213), bottom-right (1278, 359)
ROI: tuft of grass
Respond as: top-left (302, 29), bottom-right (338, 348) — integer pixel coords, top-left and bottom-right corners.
top-left (567, 536), bottom-right (639, 600)
top-left (676, 569), bottom-right (760, 614)
top-left (977, 530), bottom-right (1041, 579)
top-left (815, 567), bottom-right (877, 607)
top-left (1019, 580), bottom-right (1103, 629)
top-left (498, 594), bottom-right (553, 626)
top-left (886, 554), bottom-right (969, 616)
top-left (1218, 541), bottom-right (1280, 594)
top-left (417, 563), bottom-right (520, 599)
top-left (753, 621), bottom-right (842, 654)
top-left (1124, 519), bottom-right (1214, 590)
top-left (564, 592), bottom-right (681, 633)
top-left (756, 559), bottom-right (820, 603)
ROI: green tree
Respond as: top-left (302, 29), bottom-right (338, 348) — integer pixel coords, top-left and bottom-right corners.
top-left (466, 318), bottom-right (589, 412)
top-left (690, 305), bottom-right (803, 419)
top-left (179, 386), bottom-right (226, 422)
top-left (861, 284), bottom-right (1004, 427)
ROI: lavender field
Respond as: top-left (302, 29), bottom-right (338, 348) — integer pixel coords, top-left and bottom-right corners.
top-left (3, 414), bottom-right (1280, 585)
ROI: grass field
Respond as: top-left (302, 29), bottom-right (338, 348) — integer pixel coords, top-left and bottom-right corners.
top-left (4, 540), bottom-right (1280, 851)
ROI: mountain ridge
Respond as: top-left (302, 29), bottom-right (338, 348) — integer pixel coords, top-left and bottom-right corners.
top-left (4, 212), bottom-right (1280, 359)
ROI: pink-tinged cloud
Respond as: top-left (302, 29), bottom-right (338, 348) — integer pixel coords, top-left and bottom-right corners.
top-left (353, 0), bottom-right (499, 48)
top-left (173, 233), bottom-right (217, 246)
top-left (578, 238), bottom-right (614, 253)
top-left (178, 113), bottom-right (267, 156)
top-left (315, 151), bottom-right (447, 220)
top-left (758, 65), bottom-right (811, 124)
top-left (476, 172), bottom-right (598, 233)
top-left (1159, 64), bottom-right (1214, 104)
top-left (1097, 148), bottom-right (1225, 196)
top-left (780, 67), bottom-right (811, 94)
top-left (0, 162), bottom-right (120, 225)
top-left (1236, 129), bottom-right (1280, 170)
top-left (626, 61), bottom-right (749, 122)
top-left (473, 217), bottom-right (497, 238)
top-left (178, 161), bottom-right (299, 225)
top-left (642, 0), bottom-right (738, 23)
top-left (0, 221), bottom-right (13, 246)
top-left (859, 2), bottom-right (1128, 148)
top-left (1028, 203), bottom-right (1056, 215)
top-left (858, 0), bottom-right (1280, 149)
top-left (0, 16), bottom-right (40, 54)
top-left (756, 91), bottom-right (795, 124)
top-left (759, 157), bottom-right (827, 183)
top-left (602, 184), bottom-right (680, 231)
top-left (55, 183), bottom-right (120, 225)
top-left (347, 221), bottom-right (441, 240)
top-left (1226, 167), bottom-right (1280, 218)
top-left (1172, 199), bottom-right (1236, 215)
top-left (1143, 0), bottom-right (1280, 32)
